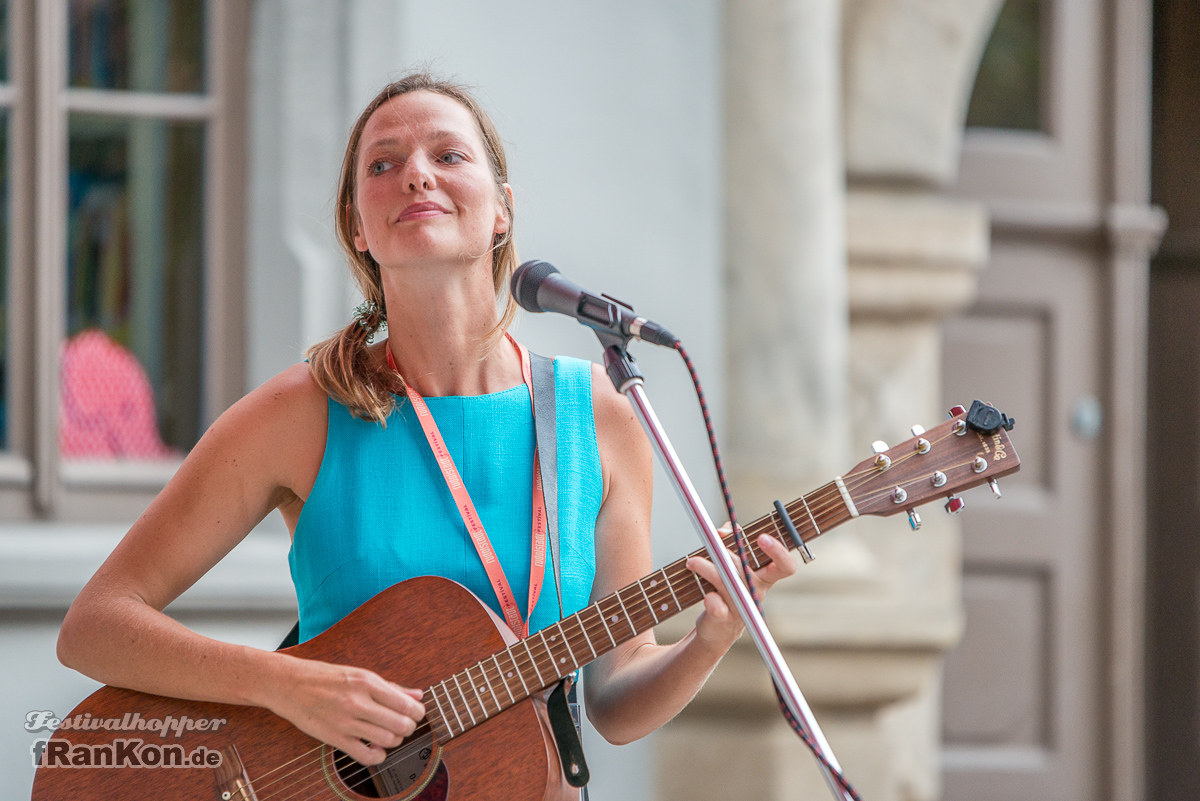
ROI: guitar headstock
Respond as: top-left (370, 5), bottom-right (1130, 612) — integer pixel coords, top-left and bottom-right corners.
top-left (845, 401), bottom-right (1020, 529)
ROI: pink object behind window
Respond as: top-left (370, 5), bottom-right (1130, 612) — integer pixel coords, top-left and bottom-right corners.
top-left (59, 329), bottom-right (178, 459)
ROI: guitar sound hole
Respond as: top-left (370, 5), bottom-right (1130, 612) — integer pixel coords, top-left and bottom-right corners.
top-left (328, 735), bottom-right (446, 801)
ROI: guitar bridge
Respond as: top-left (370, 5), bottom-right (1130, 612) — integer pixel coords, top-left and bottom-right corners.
top-left (212, 744), bottom-right (258, 801)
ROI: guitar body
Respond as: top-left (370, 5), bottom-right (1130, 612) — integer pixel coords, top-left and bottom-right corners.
top-left (32, 576), bottom-right (574, 801)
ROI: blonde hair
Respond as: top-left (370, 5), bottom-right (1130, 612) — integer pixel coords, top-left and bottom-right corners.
top-left (306, 74), bottom-right (518, 423)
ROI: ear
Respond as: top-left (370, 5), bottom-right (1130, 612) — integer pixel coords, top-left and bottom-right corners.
top-left (493, 183), bottom-right (514, 237)
top-left (349, 207), bottom-right (370, 252)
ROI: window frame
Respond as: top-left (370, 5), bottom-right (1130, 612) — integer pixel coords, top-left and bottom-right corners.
top-left (0, 0), bottom-right (247, 521)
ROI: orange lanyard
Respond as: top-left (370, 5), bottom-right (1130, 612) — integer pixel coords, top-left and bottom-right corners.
top-left (389, 335), bottom-right (546, 638)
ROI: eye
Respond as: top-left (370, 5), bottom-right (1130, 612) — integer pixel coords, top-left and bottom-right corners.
top-left (368, 160), bottom-right (395, 176)
top-left (439, 151), bottom-right (466, 165)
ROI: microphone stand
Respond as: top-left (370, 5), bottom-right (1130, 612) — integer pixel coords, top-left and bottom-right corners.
top-left (597, 333), bottom-right (855, 801)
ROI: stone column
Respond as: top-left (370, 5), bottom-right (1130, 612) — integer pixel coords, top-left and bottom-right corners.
top-left (837, 3), bottom-right (1003, 793)
top-left (722, 0), bottom-right (850, 512)
top-left (658, 2), bottom-right (1001, 800)
top-left (661, 0), bottom-right (861, 797)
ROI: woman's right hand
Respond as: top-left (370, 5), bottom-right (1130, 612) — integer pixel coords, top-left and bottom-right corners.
top-left (263, 653), bottom-right (427, 766)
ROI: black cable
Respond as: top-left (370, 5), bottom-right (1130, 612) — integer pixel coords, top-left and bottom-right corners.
top-left (672, 338), bottom-right (863, 801)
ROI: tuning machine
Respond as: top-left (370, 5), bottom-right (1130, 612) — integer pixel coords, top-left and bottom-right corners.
top-left (871, 440), bottom-right (891, 471)
top-left (910, 424), bottom-right (931, 454)
top-left (948, 405), bottom-right (968, 435)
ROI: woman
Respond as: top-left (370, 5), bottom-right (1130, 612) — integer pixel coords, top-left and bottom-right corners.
top-left (56, 73), bottom-right (797, 771)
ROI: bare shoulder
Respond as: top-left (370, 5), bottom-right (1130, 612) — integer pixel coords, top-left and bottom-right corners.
top-left (587, 362), bottom-right (652, 496)
top-left (245, 361), bottom-right (326, 407)
top-left (588, 362), bottom-right (641, 439)
top-left (184, 362), bottom-right (329, 502)
top-left (206, 363), bottom-right (326, 446)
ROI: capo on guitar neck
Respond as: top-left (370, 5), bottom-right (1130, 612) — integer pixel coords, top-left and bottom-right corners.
top-left (547, 678), bottom-right (590, 789)
top-left (774, 499), bottom-right (814, 563)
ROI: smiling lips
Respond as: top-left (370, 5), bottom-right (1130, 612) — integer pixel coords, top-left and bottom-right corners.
top-left (396, 201), bottom-right (449, 222)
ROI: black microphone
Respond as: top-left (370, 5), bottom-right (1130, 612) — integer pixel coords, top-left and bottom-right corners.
top-left (511, 260), bottom-right (678, 347)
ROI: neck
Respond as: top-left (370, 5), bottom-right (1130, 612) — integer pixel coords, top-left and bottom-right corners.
top-left (380, 267), bottom-right (518, 397)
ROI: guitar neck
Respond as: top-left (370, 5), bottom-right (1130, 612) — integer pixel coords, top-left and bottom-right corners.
top-left (423, 481), bottom-right (853, 741)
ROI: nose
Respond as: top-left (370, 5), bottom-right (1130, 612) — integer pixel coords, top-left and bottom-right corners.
top-left (402, 154), bottom-right (436, 191)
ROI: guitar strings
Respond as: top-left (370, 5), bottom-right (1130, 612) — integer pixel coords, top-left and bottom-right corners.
top-left (221, 425), bottom-right (979, 799)
top-left (251, 730), bottom-right (439, 801)
top-left (232, 696), bottom-right (454, 801)
top-left (244, 737), bottom-right (417, 801)
top-left (372, 427), bottom-right (974, 738)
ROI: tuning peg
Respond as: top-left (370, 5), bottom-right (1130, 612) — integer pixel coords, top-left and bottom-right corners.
top-left (988, 479), bottom-right (1002, 499)
top-left (907, 509), bottom-right (922, 531)
top-left (945, 495), bottom-right (965, 515)
top-left (948, 405), bottom-right (969, 436)
top-left (911, 424), bottom-right (931, 454)
top-left (871, 441), bottom-right (891, 470)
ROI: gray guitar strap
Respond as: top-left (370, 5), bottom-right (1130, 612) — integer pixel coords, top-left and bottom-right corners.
top-left (529, 352), bottom-right (564, 620)
top-left (529, 352), bottom-right (590, 793)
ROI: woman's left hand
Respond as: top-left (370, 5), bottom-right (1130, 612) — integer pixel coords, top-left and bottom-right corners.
top-left (685, 528), bottom-right (798, 654)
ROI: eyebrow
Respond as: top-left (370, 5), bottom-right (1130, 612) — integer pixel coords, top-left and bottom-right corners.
top-left (362, 131), bottom-right (476, 151)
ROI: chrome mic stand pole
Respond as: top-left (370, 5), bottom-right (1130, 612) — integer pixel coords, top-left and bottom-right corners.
top-left (598, 338), bottom-right (855, 801)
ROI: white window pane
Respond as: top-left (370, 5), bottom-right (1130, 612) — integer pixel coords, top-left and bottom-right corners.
top-left (967, 0), bottom-right (1044, 132)
top-left (69, 0), bottom-right (206, 93)
top-left (63, 114), bottom-right (205, 459)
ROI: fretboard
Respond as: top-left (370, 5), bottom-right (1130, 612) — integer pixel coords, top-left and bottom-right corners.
top-left (422, 481), bottom-right (854, 741)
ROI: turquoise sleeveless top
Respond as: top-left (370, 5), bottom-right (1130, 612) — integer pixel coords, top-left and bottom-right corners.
top-left (289, 356), bottom-right (603, 643)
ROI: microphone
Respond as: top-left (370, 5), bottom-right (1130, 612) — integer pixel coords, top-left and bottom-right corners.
top-left (511, 260), bottom-right (678, 347)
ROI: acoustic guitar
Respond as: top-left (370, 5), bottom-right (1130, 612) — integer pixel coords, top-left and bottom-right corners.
top-left (31, 401), bottom-right (1018, 801)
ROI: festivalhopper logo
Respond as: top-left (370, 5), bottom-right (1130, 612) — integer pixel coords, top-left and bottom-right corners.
top-left (26, 710), bottom-right (227, 769)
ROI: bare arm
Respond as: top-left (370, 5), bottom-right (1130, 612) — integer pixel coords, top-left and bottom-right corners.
top-left (582, 364), bottom-right (797, 745)
top-left (56, 364), bottom-right (424, 765)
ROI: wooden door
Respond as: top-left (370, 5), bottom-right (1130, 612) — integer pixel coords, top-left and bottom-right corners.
top-left (940, 235), bottom-right (1103, 800)
top-left (935, 0), bottom-right (1148, 794)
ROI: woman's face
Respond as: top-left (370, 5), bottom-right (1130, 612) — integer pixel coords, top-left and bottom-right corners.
top-left (351, 90), bottom-right (510, 274)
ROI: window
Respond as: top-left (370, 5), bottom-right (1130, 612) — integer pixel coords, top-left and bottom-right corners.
top-left (967, 0), bottom-right (1044, 132)
top-left (0, 0), bottom-right (247, 521)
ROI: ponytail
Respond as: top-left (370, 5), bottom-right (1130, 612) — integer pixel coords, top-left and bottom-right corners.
top-left (306, 299), bottom-right (399, 424)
